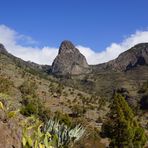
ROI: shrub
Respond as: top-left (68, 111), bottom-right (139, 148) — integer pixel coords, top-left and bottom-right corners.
top-left (71, 104), bottom-right (85, 117)
top-left (0, 75), bottom-right (13, 94)
top-left (19, 80), bottom-right (37, 98)
top-left (20, 95), bottom-right (51, 122)
top-left (54, 111), bottom-right (72, 127)
top-left (20, 101), bottom-right (38, 116)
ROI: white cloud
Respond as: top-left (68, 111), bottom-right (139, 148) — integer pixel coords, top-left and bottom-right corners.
top-left (78, 30), bottom-right (148, 64)
top-left (0, 24), bottom-right (58, 65)
top-left (0, 24), bottom-right (148, 65)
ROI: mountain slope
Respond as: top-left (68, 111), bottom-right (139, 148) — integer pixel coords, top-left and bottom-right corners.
top-left (0, 41), bottom-right (148, 147)
top-left (51, 42), bottom-right (148, 109)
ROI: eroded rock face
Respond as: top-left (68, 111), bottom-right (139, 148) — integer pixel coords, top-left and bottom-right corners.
top-left (52, 40), bottom-right (90, 75)
top-left (107, 43), bottom-right (148, 71)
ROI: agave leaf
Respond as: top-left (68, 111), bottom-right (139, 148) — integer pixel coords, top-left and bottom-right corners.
top-left (37, 124), bottom-right (44, 137)
top-left (39, 143), bottom-right (45, 148)
top-left (27, 137), bottom-right (33, 147)
top-left (44, 133), bottom-right (49, 147)
top-left (34, 140), bottom-right (38, 148)
top-left (22, 137), bottom-right (26, 146)
top-left (0, 101), bottom-right (4, 110)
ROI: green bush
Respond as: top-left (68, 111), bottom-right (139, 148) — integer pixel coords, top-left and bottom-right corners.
top-left (20, 102), bottom-right (38, 116)
top-left (19, 80), bottom-right (37, 98)
top-left (20, 95), bottom-right (51, 121)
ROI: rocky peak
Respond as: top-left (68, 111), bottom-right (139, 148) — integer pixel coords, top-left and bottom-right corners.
top-left (107, 43), bottom-right (148, 71)
top-left (59, 40), bottom-right (75, 54)
top-left (52, 40), bottom-right (90, 75)
top-left (0, 43), bottom-right (7, 54)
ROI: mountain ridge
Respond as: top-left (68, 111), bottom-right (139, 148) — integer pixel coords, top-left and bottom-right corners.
top-left (0, 40), bottom-right (148, 148)
top-left (1, 41), bottom-right (148, 75)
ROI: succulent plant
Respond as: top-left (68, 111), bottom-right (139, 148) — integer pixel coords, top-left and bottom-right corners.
top-left (43, 119), bottom-right (85, 147)
top-left (21, 117), bottom-right (85, 148)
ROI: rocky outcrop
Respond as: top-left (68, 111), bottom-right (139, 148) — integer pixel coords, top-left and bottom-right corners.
top-left (52, 40), bottom-right (90, 75)
top-left (0, 43), bottom-right (8, 54)
top-left (106, 43), bottom-right (148, 71)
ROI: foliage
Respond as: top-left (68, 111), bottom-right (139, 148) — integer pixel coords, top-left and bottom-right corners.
top-left (0, 93), bottom-right (15, 111)
top-left (19, 80), bottom-right (37, 98)
top-left (0, 97), bottom-right (19, 119)
top-left (0, 101), bottom-right (4, 110)
top-left (0, 75), bottom-right (13, 94)
top-left (19, 80), bottom-right (51, 121)
top-left (43, 119), bottom-right (85, 148)
top-left (54, 111), bottom-right (72, 127)
top-left (21, 116), bottom-right (53, 148)
top-left (20, 95), bottom-right (51, 121)
top-left (71, 104), bottom-right (84, 117)
top-left (101, 93), bottom-right (147, 148)
top-left (21, 117), bottom-right (85, 148)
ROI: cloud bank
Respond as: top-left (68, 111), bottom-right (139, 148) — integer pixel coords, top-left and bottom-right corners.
top-left (0, 24), bottom-right (148, 65)
top-left (0, 25), bottom-right (58, 64)
top-left (77, 30), bottom-right (148, 64)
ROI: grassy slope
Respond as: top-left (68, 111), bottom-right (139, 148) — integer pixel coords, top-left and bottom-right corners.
top-left (1, 51), bottom-right (148, 147)
top-left (0, 52), bottom-right (108, 147)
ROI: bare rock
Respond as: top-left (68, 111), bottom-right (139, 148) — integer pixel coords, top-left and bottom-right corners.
top-left (52, 40), bottom-right (90, 75)
top-left (107, 43), bottom-right (148, 71)
top-left (0, 43), bottom-right (8, 54)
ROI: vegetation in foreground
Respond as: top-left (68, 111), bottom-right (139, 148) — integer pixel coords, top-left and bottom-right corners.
top-left (0, 50), bottom-right (148, 147)
top-left (101, 93), bottom-right (147, 148)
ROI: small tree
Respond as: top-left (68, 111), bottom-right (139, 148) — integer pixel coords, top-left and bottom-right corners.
top-left (101, 93), bottom-right (147, 148)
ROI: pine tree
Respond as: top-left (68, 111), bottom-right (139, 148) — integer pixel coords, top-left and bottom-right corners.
top-left (101, 93), bottom-right (147, 148)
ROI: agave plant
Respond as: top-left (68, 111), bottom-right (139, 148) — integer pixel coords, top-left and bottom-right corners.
top-left (21, 117), bottom-right (85, 148)
top-left (43, 119), bottom-right (85, 148)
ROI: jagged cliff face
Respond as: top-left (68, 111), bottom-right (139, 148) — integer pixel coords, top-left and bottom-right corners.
top-left (52, 40), bottom-right (90, 75)
top-left (106, 43), bottom-right (148, 71)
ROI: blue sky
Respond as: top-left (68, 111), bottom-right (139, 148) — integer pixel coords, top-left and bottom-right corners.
top-left (0, 0), bottom-right (148, 64)
top-left (0, 0), bottom-right (148, 49)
